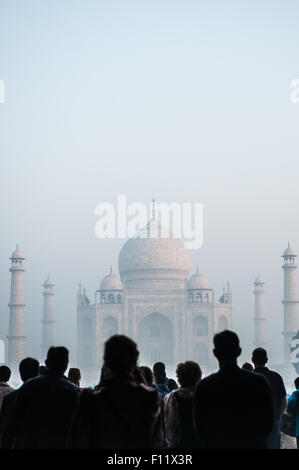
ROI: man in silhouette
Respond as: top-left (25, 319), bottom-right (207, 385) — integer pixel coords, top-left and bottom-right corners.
top-left (69, 335), bottom-right (163, 448)
top-left (252, 347), bottom-right (286, 449)
top-left (13, 346), bottom-right (79, 449)
top-left (0, 357), bottom-right (39, 448)
top-left (153, 362), bottom-right (178, 397)
top-left (193, 330), bottom-right (274, 449)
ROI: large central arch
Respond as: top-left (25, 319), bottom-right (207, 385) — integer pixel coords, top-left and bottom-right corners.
top-left (138, 312), bottom-right (174, 365)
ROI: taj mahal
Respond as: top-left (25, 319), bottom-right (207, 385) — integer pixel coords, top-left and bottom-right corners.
top-left (5, 214), bottom-right (299, 387)
top-left (76, 213), bottom-right (232, 382)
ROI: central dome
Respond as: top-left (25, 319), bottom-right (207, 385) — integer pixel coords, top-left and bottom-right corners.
top-left (118, 219), bottom-right (190, 282)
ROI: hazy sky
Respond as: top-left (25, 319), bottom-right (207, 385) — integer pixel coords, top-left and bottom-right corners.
top-left (1, 0), bottom-right (299, 367)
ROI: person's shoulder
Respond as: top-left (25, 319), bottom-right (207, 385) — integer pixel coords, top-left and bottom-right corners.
top-left (289, 390), bottom-right (299, 399)
top-left (0, 383), bottom-right (13, 392)
top-left (1, 389), bottom-right (18, 412)
top-left (14, 376), bottom-right (46, 401)
top-left (195, 372), bottom-right (218, 388)
top-left (139, 382), bottom-right (159, 395)
top-left (19, 375), bottom-right (46, 390)
top-left (164, 388), bottom-right (177, 401)
top-left (3, 388), bottom-right (18, 402)
top-left (138, 382), bottom-right (161, 403)
top-left (249, 370), bottom-right (272, 389)
top-left (266, 368), bottom-right (284, 382)
top-left (167, 378), bottom-right (178, 389)
top-left (250, 369), bottom-right (268, 380)
top-left (60, 376), bottom-right (80, 392)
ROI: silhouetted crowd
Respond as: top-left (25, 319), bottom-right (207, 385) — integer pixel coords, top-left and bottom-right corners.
top-left (0, 330), bottom-right (298, 449)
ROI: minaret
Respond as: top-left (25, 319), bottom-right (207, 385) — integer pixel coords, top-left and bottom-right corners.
top-left (152, 196), bottom-right (156, 220)
top-left (253, 273), bottom-right (267, 348)
top-left (282, 243), bottom-right (299, 365)
top-left (7, 246), bottom-right (26, 370)
top-left (41, 275), bottom-right (55, 361)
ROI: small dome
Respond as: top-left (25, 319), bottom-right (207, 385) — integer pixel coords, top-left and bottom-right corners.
top-left (283, 243), bottom-right (296, 257)
top-left (187, 272), bottom-right (211, 290)
top-left (100, 273), bottom-right (123, 291)
top-left (10, 245), bottom-right (25, 259)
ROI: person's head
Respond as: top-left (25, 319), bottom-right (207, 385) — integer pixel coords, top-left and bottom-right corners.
top-left (39, 365), bottom-right (48, 375)
top-left (68, 368), bottom-right (81, 386)
top-left (104, 335), bottom-right (139, 376)
top-left (176, 361), bottom-right (202, 388)
top-left (294, 377), bottom-right (299, 390)
top-left (0, 365), bottom-right (11, 383)
top-left (139, 366), bottom-right (154, 385)
top-left (153, 362), bottom-right (165, 374)
top-left (213, 330), bottom-right (241, 364)
top-left (19, 358), bottom-right (40, 382)
top-left (45, 346), bottom-right (69, 375)
top-left (252, 347), bottom-right (268, 367)
top-left (133, 367), bottom-right (147, 385)
top-left (152, 362), bottom-right (167, 384)
top-left (241, 362), bottom-right (253, 371)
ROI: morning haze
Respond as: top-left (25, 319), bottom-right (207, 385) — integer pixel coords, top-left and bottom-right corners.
top-left (1, 0), bottom-right (299, 369)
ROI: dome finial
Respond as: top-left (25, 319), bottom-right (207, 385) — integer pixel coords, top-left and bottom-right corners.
top-left (196, 264), bottom-right (199, 274)
top-left (151, 196), bottom-right (156, 220)
top-left (110, 266), bottom-right (113, 274)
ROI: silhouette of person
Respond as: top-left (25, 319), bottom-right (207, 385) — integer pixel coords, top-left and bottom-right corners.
top-left (164, 361), bottom-right (202, 449)
top-left (193, 330), bottom-right (274, 449)
top-left (13, 346), bottom-right (79, 449)
top-left (68, 368), bottom-right (81, 388)
top-left (0, 357), bottom-right (39, 448)
top-left (286, 377), bottom-right (299, 449)
top-left (242, 362), bottom-right (253, 371)
top-left (69, 335), bottom-right (164, 449)
top-left (153, 362), bottom-right (178, 397)
top-left (252, 347), bottom-right (287, 449)
top-left (139, 366), bottom-right (154, 386)
top-left (0, 366), bottom-right (13, 410)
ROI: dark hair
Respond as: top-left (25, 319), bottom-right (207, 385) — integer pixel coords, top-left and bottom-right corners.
top-left (45, 346), bottom-right (69, 374)
top-left (252, 347), bottom-right (267, 365)
top-left (19, 357), bottom-right (40, 382)
top-left (139, 366), bottom-right (154, 385)
top-left (213, 330), bottom-right (241, 360)
top-left (294, 377), bottom-right (299, 389)
top-left (176, 361), bottom-right (202, 387)
top-left (153, 362), bottom-right (165, 373)
top-left (0, 365), bottom-right (11, 382)
top-left (153, 362), bottom-right (167, 384)
top-left (242, 362), bottom-right (253, 371)
top-left (68, 368), bottom-right (81, 385)
top-left (104, 335), bottom-right (139, 374)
